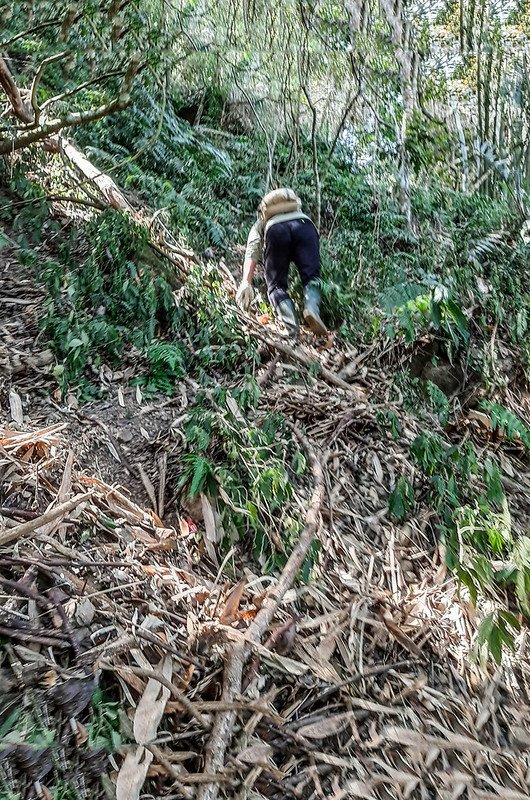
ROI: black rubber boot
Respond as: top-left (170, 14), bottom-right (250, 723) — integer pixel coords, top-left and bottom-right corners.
top-left (303, 279), bottom-right (327, 335)
top-left (276, 298), bottom-right (299, 339)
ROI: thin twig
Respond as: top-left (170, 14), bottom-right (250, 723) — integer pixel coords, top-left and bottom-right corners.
top-left (0, 492), bottom-right (93, 548)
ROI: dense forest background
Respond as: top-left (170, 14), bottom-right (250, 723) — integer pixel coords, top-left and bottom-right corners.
top-left (2, 2), bottom-right (530, 799)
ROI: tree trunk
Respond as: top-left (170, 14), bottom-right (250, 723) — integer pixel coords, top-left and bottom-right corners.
top-left (379, 0), bottom-right (414, 229)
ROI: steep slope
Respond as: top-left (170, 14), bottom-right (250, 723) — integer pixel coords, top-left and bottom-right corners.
top-left (1, 147), bottom-right (530, 800)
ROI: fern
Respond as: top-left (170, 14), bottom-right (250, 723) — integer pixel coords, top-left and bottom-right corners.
top-left (378, 282), bottom-right (425, 314)
top-left (147, 342), bottom-right (185, 373)
top-left (512, 537), bottom-right (530, 617)
top-left (468, 231), bottom-right (507, 266)
top-left (388, 476), bottom-right (414, 521)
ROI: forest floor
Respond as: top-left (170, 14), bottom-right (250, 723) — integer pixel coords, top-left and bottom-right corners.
top-left (1, 162), bottom-right (530, 800)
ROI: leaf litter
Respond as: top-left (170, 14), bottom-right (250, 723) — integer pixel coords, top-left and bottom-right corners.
top-left (1, 159), bottom-right (530, 800)
top-left (1, 369), bottom-right (530, 800)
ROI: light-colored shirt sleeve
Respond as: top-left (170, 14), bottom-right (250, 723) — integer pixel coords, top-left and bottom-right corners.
top-left (244, 217), bottom-right (265, 263)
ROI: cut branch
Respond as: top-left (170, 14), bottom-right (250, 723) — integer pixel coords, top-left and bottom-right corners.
top-left (250, 328), bottom-right (366, 398)
top-left (0, 492), bottom-right (93, 548)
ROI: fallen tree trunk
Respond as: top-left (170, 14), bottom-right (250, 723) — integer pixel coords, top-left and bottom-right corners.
top-left (42, 135), bottom-right (192, 281)
top-left (45, 137), bottom-right (134, 211)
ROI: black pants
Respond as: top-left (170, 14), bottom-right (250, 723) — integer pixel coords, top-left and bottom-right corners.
top-left (263, 218), bottom-right (320, 308)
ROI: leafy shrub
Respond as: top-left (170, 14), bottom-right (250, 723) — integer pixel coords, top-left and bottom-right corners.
top-left (176, 384), bottom-right (305, 572)
top-left (482, 401), bottom-right (530, 449)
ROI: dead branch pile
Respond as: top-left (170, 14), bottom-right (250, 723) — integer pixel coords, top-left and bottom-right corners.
top-left (1, 390), bottom-right (530, 800)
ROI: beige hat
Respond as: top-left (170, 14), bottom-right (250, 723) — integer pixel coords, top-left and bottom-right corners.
top-left (259, 188), bottom-right (302, 222)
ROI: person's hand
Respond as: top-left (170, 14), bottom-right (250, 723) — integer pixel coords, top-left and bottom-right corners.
top-left (236, 279), bottom-right (254, 310)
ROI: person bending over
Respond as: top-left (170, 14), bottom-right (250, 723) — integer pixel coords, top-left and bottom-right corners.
top-left (236, 188), bottom-right (327, 338)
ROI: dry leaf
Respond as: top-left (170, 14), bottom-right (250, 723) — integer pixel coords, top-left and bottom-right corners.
top-left (116, 745), bottom-right (153, 800)
top-left (226, 395), bottom-right (246, 424)
top-left (147, 764), bottom-right (167, 778)
top-left (179, 517), bottom-right (190, 536)
top-left (9, 390), bottom-right (23, 425)
top-left (115, 666), bottom-right (146, 695)
top-left (298, 711), bottom-right (356, 739)
top-left (343, 779), bottom-right (377, 799)
top-left (381, 616), bottom-right (424, 658)
top-left (75, 721), bottom-right (89, 747)
top-left (133, 655), bottom-right (172, 745)
top-left (200, 493), bottom-right (218, 563)
top-left (467, 410), bottom-right (493, 431)
top-left (383, 725), bottom-right (486, 753)
top-left (75, 597), bottom-right (95, 626)
top-left (261, 650), bottom-right (308, 676)
top-left (220, 577), bottom-right (247, 624)
top-left (236, 743), bottom-right (273, 764)
top-left (271, 618), bottom-right (297, 655)
top-left (314, 752), bottom-right (357, 768)
top-left (372, 453), bottom-right (384, 484)
top-left (319, 332), bottom-right (335, 350)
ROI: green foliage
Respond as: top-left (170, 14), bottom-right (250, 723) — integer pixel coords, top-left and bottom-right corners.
top-left (138, 342), bottom-right (186, 396)
top-left (3, 168), bottom-right (258, 399)
top-left (426, 380), bottom-right (450, 425)
top-left (31, 209), bottom-right (178, 396)
top-left (406, 428), bottom-right (530, 661)
top-left (379, 282), bottom-right (468, 352)
top-left (88, 687), bottom-right (123, 753)
top-left (2, 1), bottom-right (173, 154)
top-left (512, 537), bottom-right (530, 617)
top-left (482, 401), bottom-right (530, 449)
top-left (376, 409), bottom-right (402, 440)
top-left (177, 385), bottom-right (304, 571)
top-left (389, 476), bottom-right (414, 521)
top-left (476, 610), bottom-right (520, 664)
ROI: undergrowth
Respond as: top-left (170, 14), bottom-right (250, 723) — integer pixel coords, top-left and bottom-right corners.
top-left (390, 406), bottom-right (530, 663)
top-left (3, 82), bottom-right (530, 660)
top-left (176, 382), bottom-right (310, 572)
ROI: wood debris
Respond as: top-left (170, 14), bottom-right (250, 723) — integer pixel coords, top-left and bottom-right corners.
top-left (0, 402), bottom-right (529, 800)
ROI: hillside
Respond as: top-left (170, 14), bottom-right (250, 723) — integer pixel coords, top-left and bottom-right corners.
top-left (2, 2), bottom-right (530, 799)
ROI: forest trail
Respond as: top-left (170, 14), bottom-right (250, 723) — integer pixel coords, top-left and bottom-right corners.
top-left (1, 146), bottom-right (530, 800)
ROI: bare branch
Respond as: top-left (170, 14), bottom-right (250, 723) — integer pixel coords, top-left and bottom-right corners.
top-left (0, 101), bottom-right (122, 155)
top-left (40, 69), bottom-right (127, 115)
top-left (0, 57), bottom-right (33, 124)
top-left (30, 51), bottom-right (71, 126)
top-left (0, 19), bottom-right (64, 50)
top-left (0, 55), bottom-right (142, 155)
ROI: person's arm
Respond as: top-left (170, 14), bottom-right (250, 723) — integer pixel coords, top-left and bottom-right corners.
top-left (242, 256), bottom-right (256, 285)
top-left (236, 218), bottom-right (263, 309)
